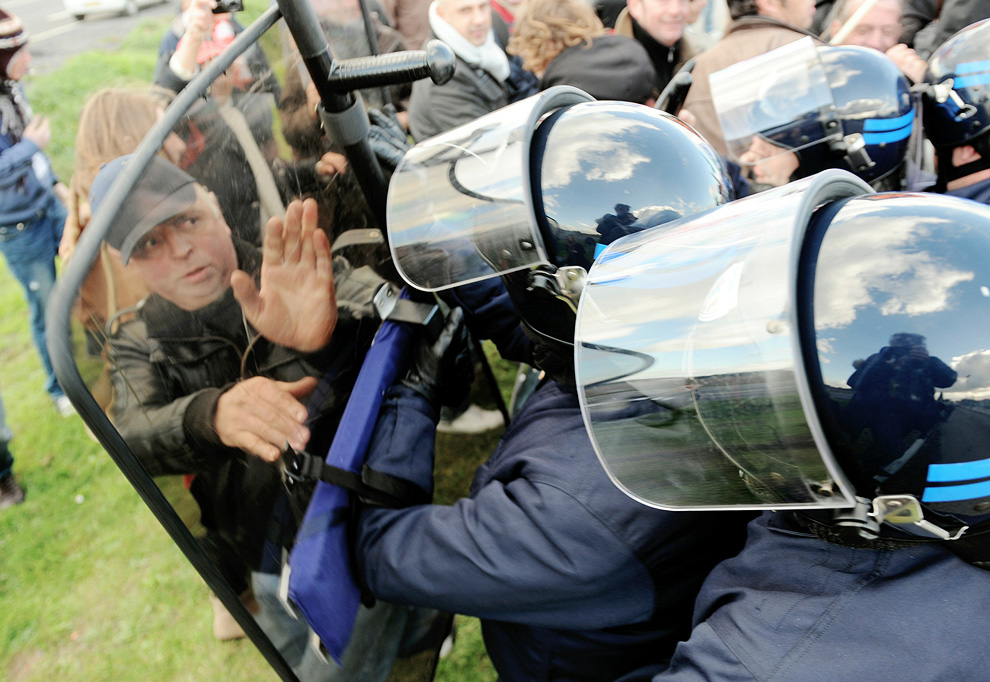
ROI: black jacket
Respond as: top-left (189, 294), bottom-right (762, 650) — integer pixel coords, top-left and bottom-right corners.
top-left (408, 32), bottom-right (509, 142)
top-left (107, 242), bottom-right (382, 570)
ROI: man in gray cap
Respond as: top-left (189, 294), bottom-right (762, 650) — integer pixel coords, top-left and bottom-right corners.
top-left (92, 154), bottom-right (345, 644)
top-left (90, 155), bottom-right (438, 677)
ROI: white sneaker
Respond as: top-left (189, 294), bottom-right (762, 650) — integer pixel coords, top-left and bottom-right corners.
top-left (437, 404), bottom-right (504, 434)
top-left (439, 625), bottom-right (457, 659)
top-left (55, 396), bottom-right (77, 418)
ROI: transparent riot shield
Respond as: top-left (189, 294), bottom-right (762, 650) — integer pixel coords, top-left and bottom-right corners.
top-left (575, 170), bottom-right (871, 511)
top-left (47, 3), bottom-right (455, 680)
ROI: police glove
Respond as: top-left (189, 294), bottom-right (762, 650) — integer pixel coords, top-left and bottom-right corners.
top-left (367, 104), bottom-right (411, 172)
top-left (401, 306), bottom-right (474, 408)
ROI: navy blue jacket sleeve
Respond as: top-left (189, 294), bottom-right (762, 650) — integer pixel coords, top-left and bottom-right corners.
top-left (354, 385), bottom-right (657, 629)
top-left (438, 277), bottom-right (533, 364)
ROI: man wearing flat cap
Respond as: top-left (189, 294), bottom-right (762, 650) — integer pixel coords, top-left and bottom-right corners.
top-left (92, 155), bottom-right (357, 468)
top-left (91, 155), bottom-right (421, 667)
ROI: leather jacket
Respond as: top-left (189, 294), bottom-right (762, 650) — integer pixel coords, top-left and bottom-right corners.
top-left (107, 242), bottom-right (382, 569)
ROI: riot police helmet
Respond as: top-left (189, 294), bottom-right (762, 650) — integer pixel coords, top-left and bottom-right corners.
top-left (576, 168), bottom-right (990, 550)
top-left (386, 87), bottom-right (732, 378)
top-left (715, 39), bottom-right (914, 190)
top-left (921, 19), bottom-right (990, 188)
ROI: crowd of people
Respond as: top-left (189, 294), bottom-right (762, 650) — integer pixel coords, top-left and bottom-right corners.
top-left (2, 0), bottom-right (990, 680)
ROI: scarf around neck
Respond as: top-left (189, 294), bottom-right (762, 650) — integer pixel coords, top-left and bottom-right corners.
top-left (428, 1), bottom-right (510, 82)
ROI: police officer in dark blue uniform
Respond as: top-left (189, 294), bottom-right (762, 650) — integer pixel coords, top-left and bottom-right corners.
top-left (572, 169), bottom-right (990, 681)
top-left (920, 19), bottom-right (990, 203)
top-left (352, 88), bottom-right (754, 682)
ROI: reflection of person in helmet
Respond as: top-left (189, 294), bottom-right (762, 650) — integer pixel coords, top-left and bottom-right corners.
top-left (843, 333), bottom-right (957, 489)
top-left (576, 174), bottom-right (990, 682)
top-left (920, 19), bottom-right (990, 201)
top-left (718, 41), bottom-right (916, 194)
top-left (595, 202), bottom-right (638, 245)
top-left (359, 90), bottom-right (750, 682)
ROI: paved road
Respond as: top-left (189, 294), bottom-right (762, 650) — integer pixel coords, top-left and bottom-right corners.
top-left (11, 0), bottom-right (177, 76)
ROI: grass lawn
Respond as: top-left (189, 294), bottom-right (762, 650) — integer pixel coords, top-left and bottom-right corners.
top-left (2, 4), bottom-right (503, 680)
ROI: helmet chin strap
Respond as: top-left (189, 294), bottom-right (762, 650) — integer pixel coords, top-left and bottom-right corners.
top-left (521, 321), bottom-right (575, 386)
top-left (831, 494), bottom-right (970, 542)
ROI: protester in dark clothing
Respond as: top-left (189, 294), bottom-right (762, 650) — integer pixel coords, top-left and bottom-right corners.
top-left (898, 0), bottom-right (936, 46)
top-left (508, 0), bottom-right (658, 103)
top-left (542, 35), bottom-right (656, 102)
top-left (407, 0), bottom-right (511, 141)
top-left (152, 3), bottom-right (285, 245)
top-left (93, 153), bottom-right (433, 678)
top-left (912, 0), bottom-right (990, 58)
top-left (613, 0), bottom-right (698, 98)
top-left (94, 157), bottom-right (355, 569)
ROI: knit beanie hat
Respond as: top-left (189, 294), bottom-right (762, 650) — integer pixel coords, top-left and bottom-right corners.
top-left (0, 8), bottom-right (28, 80)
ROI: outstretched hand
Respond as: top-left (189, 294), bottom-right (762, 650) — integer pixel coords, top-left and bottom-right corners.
top-left (231, 198), bottom-right (337, 352)
top-left (215, 376), bottom-right (316, 462)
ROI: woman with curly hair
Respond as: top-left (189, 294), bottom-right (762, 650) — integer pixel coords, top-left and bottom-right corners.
top-left (507, 0), bottom-right (658, 102)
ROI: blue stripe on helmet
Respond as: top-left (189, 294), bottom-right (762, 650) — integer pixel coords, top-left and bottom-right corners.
top-left (953, 72), bottom-right (990, 89)
top-left (927, 457), bottom-right (990, 483)
top-left (862, 119), bottom-right (913, 145)
top-left (864, 110), bottom-right (915, 132)
top-left (921, 478), bottom-right (990, 503)
top-left (956, 59), bottom-right (990, 75)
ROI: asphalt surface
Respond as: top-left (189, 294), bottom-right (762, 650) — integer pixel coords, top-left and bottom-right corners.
top-left (12, 0), bottom-right (177, 76)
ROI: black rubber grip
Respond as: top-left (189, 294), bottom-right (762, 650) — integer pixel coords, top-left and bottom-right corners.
top-left (326, 40), bottom-right (457, 93)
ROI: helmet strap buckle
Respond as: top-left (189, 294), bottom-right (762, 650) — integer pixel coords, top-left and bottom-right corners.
top-left (527, 265), bottom-right (587, 312)
top-left (872, 495), bottom-right (969, 541)
top-left (836, 133), bottom-right (875, 174)
top-left (829, 495), bottom-right (970, 542)
top-left (932, 80), bottom-right (978, 121)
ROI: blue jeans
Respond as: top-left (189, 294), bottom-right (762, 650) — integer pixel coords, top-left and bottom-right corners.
top-left (0, 195), bottom-right (67, 400)
top-left (0, 387), bottom-right (14, 479)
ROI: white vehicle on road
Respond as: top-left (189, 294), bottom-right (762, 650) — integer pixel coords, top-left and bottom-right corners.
top-left (62, 0), bottom-right (166, 21)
